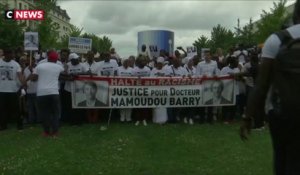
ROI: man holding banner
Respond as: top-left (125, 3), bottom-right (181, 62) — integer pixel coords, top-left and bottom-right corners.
top-left (196, 49), bottom-right (219, 124)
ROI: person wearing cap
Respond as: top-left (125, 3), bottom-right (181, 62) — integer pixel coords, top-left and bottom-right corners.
top-left (31, 51), bottom-right (64, 137)
top-left (0, 49), bottom-right (25, 131)
top-left (117, 58), bottom-right (133, 123)
top-left (150, 56), bottom-right (168, 124)
top-left (62, 53), bottom-right (87, 125)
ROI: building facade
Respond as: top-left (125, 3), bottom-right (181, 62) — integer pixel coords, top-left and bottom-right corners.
top-left (2, 0), bottom-right (71, 39)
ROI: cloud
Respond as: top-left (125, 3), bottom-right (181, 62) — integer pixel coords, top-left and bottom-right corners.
top-left (57, 0), bottom-right (288, 56)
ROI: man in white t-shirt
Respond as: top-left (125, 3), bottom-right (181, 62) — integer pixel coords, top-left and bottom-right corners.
top-left (196, 50), bottom-right (218, 124)
top-left (0, 49), bottom-right (25, 131)
top-left (97, 52), bottom-right (118, 76)
top-left (83, 51), bottom-right (99, 75)
top-left (32, 51), bottom-right (64, 137)
top-left (241, 1), bottom-right (300, 174)
top-left (233, 44), bottom-right (248, 65)
top-left (62, 53), bottom-right (87, 125)
top-left (220, 56), bottom-right (240, 123)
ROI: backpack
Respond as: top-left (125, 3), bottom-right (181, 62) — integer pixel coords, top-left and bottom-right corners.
top-left (271, 29), bottom-right (300, 117)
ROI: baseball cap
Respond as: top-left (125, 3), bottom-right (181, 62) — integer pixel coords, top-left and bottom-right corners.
top-left (69, 53), bottom-right (80, 60)
top-left (156, 56), bottom-right (165, 63)
top-left (48, 51), bottom-right (59, 62)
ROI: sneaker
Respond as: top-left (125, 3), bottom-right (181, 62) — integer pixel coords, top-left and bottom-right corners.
top-left (135, 121), bottom-right (140, 126)
top-left (51, 132), bottom-right (59, 138)
top-left (189, 118), bottom-right (194, 125)
top-left (120, 116), bottom-right (125, 122)
top-left (183, 117), bottom-right (188, 124)
top-left (253, 126), bottom-right (265, 131)
top-left (143, 120), bottom-right (147, 126)
top-left (42, 132), bottom-right (50, 137)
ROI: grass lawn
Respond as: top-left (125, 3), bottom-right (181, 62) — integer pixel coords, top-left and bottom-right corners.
top-left (0, 122), bottom-right (272, 175)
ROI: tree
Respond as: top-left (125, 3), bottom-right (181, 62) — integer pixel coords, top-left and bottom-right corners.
top-left (0, 4), bottom-right (26, 49)
top-left (193, 35), bottom-right (211, 54)
top-left (210, 24), bottom-right (235, 53)
top-left (255, 0), bottom-right (291, 43)
top-left (235, 18), bottom-right (256, 48)
top-left (34, 0), bottom-right (60, 50)
top-left (58, 24), bottom-right (83, 49)
top-left (98, 36), bottom-right (112, 53)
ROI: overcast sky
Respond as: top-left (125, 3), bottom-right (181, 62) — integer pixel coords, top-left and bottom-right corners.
top-left (57, 0), bottom-right (295, 57)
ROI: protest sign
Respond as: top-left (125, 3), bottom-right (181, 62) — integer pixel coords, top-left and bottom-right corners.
top-left (68, 37), bottom-right (92, 54)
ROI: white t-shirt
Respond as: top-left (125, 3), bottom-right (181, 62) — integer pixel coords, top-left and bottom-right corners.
top-left (132, 66), bottom-right (151, 77)
top-left (196, 60), bottom-right (218, 76)
top-left (82, 61), bottom-right (99, 74)
top-left (242, 62), bottom-right (254, 87)
top-left (34, 62), bottom-right (64, 96)
top-left (233, 50), bottom-right (248, 65)
top-left (24, 66), bottom-right (37, 94)
top-left (184, 64), bottom-right (196, 77)
top-left (221, 66), bottom-right (240, 95)
top-left (64, 62), bottom-right (87, 92)
top-left (117, 66), bottom-right (133, 77)
top-left (262, 24), bottom-right (300, 112)
top-left (150, 68), bottom-right (167, 77)
top-left (0, 59), bottom-right (21, 93)
top-left (96, 59), bottom-right (119, 76)
top-left (165, 65), bottom-right (188, 77)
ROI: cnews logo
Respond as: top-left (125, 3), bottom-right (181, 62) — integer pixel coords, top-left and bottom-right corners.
top-left (5, 10), bottom-right (44, 20)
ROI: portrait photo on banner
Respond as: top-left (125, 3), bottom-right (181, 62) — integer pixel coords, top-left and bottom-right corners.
top-left (202, 79), bottom-right (235, 106)
top-left (72, 80), bottom-right (109, 108)
top-left (24, 32), bottom-right (39, 51)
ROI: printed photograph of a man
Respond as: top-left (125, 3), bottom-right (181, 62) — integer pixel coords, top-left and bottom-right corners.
top-left (204, 80), bottom-right (233, 105)
top-left (24, 32), bottom-right (39, 50)
top-left (77, 81), bottom-right (108, 107)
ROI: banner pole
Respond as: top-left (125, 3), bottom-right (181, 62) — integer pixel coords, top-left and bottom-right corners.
top-left (107, 108), bottom-right (113, 127)
top-left (30, 50), bottom-right (32, 66)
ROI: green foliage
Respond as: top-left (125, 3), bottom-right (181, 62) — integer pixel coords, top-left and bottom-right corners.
top-left (193, 0), bottom-right (293, 54)
top-left (0, 4), bottom-right (26, 49)
top-left (193, 35), bottom-right (211, 54)
top-left (81, 33), bottom-right (113, 53)
top-left (255, 0), bottom-right (291, 43)
top-left (0, 123), bottom-right (272, 175)
top-left (235, 18), bottom-right (256, 48)
top-left (34, 0), bottom-right (59, 50)
top-left (58, 24), bottom-right (83, 49)
top-left (210, 24), bottom-right (235, 53)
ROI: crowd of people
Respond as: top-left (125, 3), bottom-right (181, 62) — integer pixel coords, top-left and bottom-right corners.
top-left (0, 44), bottom-right (263, 136)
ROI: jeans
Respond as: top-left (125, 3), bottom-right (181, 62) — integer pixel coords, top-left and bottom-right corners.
top-left (26, 93), bottom-right (39, 123)
top-left (0, 92), bottom-right (22, 130)
top-left (37, 95), bottom-right (61, 134)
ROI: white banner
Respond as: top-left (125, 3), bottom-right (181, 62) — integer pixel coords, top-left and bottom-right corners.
top-left (72, 76), bottom-right (236, 108)
top-left (68, 37), bottom-right (92, 54)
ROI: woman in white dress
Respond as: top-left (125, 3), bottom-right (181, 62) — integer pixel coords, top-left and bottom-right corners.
top-left (150, 57), bottom-right (168, 124)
